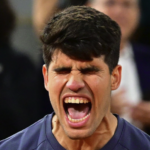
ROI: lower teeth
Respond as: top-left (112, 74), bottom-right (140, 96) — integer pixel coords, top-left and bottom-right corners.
top-left (68, 113), bottom-right (90, 123)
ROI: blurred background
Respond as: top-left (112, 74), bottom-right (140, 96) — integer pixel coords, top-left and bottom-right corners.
top-left (8, 0), bottom-right (150, 64)
top-left (9, 0), bottom-right (40, 65)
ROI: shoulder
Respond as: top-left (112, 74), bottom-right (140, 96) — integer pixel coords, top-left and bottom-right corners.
top-left (0, 114), bottom-right (53, 150)
top-left (118, 118), bottom-right (150, 150)
top-left (132, 43), bottom-right (150, 56)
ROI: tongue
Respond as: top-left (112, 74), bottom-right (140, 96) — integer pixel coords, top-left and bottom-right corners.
top-left (67, 103), bottom-right (90, 119)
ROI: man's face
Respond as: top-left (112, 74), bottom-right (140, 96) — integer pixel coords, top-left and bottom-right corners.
top-left (89, 0), bottom-right (140, 42)
top-left (43, 51), bottom-right (121, 139)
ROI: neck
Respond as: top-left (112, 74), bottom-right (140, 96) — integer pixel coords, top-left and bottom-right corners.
top-left (52, 113), bottom-right (117, 150)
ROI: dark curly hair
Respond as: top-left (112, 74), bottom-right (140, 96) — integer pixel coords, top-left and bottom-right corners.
top-left (41, 6), bottom-right (121, 73)
top-left (0, 0), bottom-right (16, 45)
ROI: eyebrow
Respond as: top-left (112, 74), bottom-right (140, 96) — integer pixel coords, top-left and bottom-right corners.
top-left (53, 66), bottom-right (100, 73)
top-left (79, 66), bottom-right (100, 73)
top-left (53, 67), bottom-right (72, 72)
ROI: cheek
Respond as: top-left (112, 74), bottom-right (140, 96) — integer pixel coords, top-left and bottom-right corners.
top-left (85, 76), bottom-right (111, 118)
top-left (85, 75), bottom-right (111, 110)
top-left (48, 75), bottom-right (67, 100)
top-left (48, 75), bottom-right (67, 114)
top-left (85, 75), bottom-right (109, 93)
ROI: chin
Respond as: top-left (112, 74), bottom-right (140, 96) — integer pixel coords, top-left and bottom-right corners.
top-left (68, 134), bottom-right (89, 140)
top-left (65, 129), bottom-right (93, 140)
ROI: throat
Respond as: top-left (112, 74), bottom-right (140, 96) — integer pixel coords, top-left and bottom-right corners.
top-left (65, 103), bottom-right (91, 119)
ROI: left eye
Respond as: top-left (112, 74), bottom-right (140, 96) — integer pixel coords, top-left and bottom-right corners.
top-left (81, 70), bottom-right (97, 74)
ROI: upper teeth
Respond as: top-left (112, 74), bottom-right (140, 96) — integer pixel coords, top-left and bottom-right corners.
top-left (64, 97), bottom-right (89, 104)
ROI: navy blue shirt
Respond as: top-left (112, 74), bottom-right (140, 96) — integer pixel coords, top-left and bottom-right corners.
top-left (0, 113), bottom-right (150, 150)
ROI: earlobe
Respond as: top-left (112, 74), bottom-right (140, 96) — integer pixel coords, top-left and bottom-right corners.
top-left (111, 65), bottom-right (122, 90)
top-left (42, 64), bottom-right (49, 91)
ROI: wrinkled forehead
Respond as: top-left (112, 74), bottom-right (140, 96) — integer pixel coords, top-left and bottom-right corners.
top-left (50, 48), bottom-right (105, 64)
top-left (51, 50), bottom-right (105, 64)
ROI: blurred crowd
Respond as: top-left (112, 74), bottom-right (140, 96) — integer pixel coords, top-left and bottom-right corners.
top-left (1, 0), bottom-right (150, 140)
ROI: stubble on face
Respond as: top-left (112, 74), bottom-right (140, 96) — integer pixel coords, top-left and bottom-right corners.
top-left (46, 52), bottom-right (114, 133)
top-left (43, 50), bottom-right (120, 149)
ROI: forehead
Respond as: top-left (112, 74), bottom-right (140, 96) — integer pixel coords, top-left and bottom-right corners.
top-left (49, 50), bottom-right (106, 68)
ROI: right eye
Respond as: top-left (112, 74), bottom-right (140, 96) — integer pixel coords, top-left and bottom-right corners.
top-left (54, 67), bottom-right (71, 74)
top-left (56, 70), bottom-right (71, 74)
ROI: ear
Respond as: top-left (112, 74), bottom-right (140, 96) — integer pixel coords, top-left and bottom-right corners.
top-left (42, 64), bottom-right (49, 91)
top-left (111, 65), bottom-right (122, 90)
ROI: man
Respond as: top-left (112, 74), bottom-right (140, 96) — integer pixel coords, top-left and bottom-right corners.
top-left (88, 0), bottom-right (150, 132)
top-left (1, 6), bottom-right (150, 150)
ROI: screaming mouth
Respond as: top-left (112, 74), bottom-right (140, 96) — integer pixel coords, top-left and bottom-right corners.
top-left (64, 97), bottom-right (91, 123)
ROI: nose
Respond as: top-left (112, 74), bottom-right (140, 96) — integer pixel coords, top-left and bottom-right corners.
top-left (66, 72), bottom-right (85, 92)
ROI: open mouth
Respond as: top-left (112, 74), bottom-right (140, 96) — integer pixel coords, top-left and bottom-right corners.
top-left (64, 97), bottom-right (91, 123)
